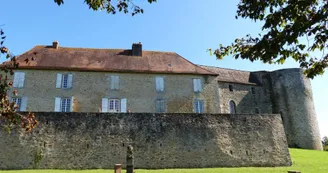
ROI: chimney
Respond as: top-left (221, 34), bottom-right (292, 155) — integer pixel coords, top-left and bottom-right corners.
top-left (132, 42), bottom-right (142, 56)
top-left (52, 41), bottom-right (59, 49)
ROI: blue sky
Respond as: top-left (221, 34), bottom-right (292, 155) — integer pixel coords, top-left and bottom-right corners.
top-left (1, 0), bottom-right (327, 137)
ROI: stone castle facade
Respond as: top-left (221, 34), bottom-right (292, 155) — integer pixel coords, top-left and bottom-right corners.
top-left (8, 41), bottom-right (322, 150)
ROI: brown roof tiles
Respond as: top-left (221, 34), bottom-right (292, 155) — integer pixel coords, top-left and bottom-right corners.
top-left (11, 46), bottom-right (216, 75)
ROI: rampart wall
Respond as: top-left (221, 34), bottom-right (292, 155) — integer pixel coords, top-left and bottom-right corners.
top-left (0, 113), bottom-right (291, 169)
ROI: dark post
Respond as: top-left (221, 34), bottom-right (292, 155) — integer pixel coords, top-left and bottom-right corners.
top-left (288, 171), bottom-right (301, 173)
top-left (114, 164), bottom-right (122, 173)
top-left (126, 145), bottom-right (134, 173)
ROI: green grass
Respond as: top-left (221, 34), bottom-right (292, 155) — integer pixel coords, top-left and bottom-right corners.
top-left (1, 149), bottom-right (327, 173)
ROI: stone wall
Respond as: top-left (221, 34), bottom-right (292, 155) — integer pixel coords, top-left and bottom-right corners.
top-left (0, 112), bottom-right (291, 169)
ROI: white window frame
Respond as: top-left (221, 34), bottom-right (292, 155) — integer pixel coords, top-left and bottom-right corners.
top-left (12, 97), bottom-right (27, 111)
top-left (62, 74), bottom-right (69, 88)
top-left (61, 98), bottom-right (71, 112)
top-left (193, 78), bottom-right (202, 92)
top-left (155, 77), bottom-right (164, 92)
top-left (13, 97), bottom-right (22, 111)
top-left (156, 99), bottom-right (166, 113)
top-left (110, 76), bottom-right (120, 90)
top-left (56, 73), bottom-right (73, 89)
top-left (13, 72), bottom-right (25, 88)
top-left (108, 99), bottom-right (120, 112)
top-left (194, 99), bottom-right (204, 113)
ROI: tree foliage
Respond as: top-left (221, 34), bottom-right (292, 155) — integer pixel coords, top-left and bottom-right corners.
top-left (54, 0), bottom-right (157, 16)
top-left (214, 0), bottom-right (328, 78)
top-left (0, 30), bottom-right (38, 132)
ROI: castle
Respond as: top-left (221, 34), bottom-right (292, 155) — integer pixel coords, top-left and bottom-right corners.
top-left (8, 41), bottom-right (322, 150)
top-left (0, 41), bottom-right (323, 169)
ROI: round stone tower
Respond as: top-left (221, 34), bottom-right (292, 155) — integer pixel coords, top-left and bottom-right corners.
top-left (269, 68), bottom-right (322, 150)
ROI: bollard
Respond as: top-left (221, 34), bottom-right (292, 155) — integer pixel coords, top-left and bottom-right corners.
top-left (287, 171), bottom-right (301, 173)
top-left (114, 164), bottom-right (122, 173)
top-left (126, 145), bottom-right (134, 173)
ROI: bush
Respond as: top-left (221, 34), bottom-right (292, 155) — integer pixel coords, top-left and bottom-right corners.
top-left (324, 145), bottom-right (328, 151)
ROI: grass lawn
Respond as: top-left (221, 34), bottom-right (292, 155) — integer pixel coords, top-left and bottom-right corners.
top-left (1, 149), bottom-right (327, 173)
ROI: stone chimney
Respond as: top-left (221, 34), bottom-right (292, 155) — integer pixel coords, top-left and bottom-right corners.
top-left (52, 41), bottom-right (59, 49)
top-left (132, 42), bottom-right (142, 56)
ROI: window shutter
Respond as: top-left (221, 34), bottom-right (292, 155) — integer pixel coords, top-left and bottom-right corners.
top-left (198, 79), bottom-right (202, 92)
top-left (115, 76), bottom-right (120, 89)
top-left (156, 77), bottom-right (164, 91)
top-left (120, 98), bottom-right (127, 113)
top-left (67, 74), bottom-right (73, 88)
top-left (13, 72), bottom-right (19, 87)
top-left (194, 100), bottom-right (198, 113)
top-left (20, 97), bottom-right (27, 111)
top-left (54, 97), bottom-right (61, 112)
top-left (200, 101), bottom-right (204, 113)
top-left (102, 98), bottom-right (108, 112)
top-left (155, 77), bottom-right (160, 91)
top-left (56, 74), bottom-right (62, 88)
top-left (18, 72), bottom-right (25, 88)
top-left (110, 76), bottom-right (115, 90)
top-left (70, 97), bottom-right (74, 112)
top-left (193, 79), bottom-right (199, 92)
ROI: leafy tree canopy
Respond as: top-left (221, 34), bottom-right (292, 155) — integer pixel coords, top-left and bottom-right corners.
top-left (54, 0), bottom-right (157, 16)
top-left (213, 0), bottom-right (328, 78)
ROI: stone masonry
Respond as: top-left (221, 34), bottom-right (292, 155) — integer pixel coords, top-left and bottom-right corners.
top-left (0, 112), bottom-right (291, 169)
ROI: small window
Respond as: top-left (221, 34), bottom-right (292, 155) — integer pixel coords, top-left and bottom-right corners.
top-left (108, 99), bottom-right (120, 112)
top-left (229, 100), bottom-right (236, 114)
top-left (251, 87), bottom-right (256, 94)
top-left (61, 98), bottom-right (71, 112)
top-left (13, 72), bottom-right (25, 88)
top-left (194, 99), bottom-right (204, 113)
top-left (229, 85), bottom-right (233, 92)
top-left (193, 79), bottom-right (202, 92)
top-left (155, 77), bottom-right (164, 92)
top-left (255, 108), bottom-right (260, 114)
top-left (56, 74), bottom-right (73, 89)
top-left (62, 74), bottom-right (69, 88)
top-left (13, 97), bottom-right (22, 111)
top-left (156, 99), bottom-right (166, 113)
top-left (110, 76), bottom-right (120, 90)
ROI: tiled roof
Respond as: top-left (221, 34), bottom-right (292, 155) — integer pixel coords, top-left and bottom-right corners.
top-left (199, 65), bottom-right (261, 85)
top-left (10, 45), bottom-right (215, 75)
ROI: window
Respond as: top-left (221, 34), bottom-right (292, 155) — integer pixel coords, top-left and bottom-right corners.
top-left (13, 97), bottom-right (21, 110)
top-left (155, 77), bottom-right (164, 92)
top-left (251, 87), bottom-right (256, 94)
top-left (110, 76), bottom-right (120, 90)
top-left (229, 85), bottom-right (233, 92)
top-left (193, 79), bottom-right (202, 92)
top-left (156, 99), bottom-right (166, 113)
top-left (229, 100), bottom-right (236, 114)
top-left (109, 99), bottom-right (120, 112)
top-left (12, 97), bottom-right (27, 111)
top-left (56, 74), bottom-right (73, 89)
top-left (194, 99), bottom-right (204, 113)
top-left (13, 72), bottom-right (25, 88)
top-left (54, 97), bottom-right (72, 112)
top-left (62, 74), bottom-right (69, 88)
top-left (255, 108), bottom-right (260, 114)
top-left (101, 98), bottom-right (127, 113)
top-left (61, 98), bottom-right (71, 112)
